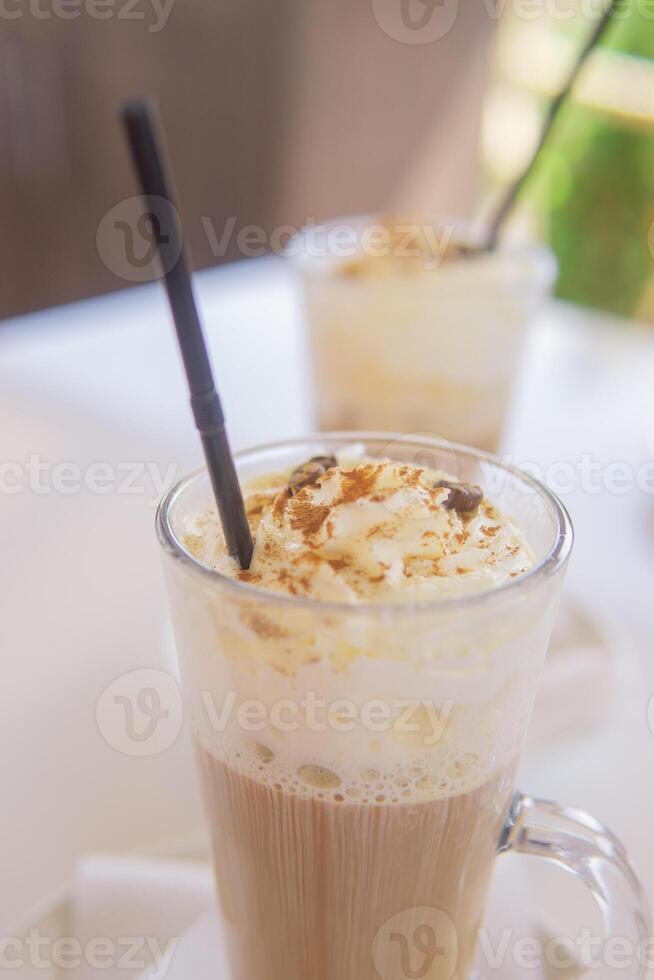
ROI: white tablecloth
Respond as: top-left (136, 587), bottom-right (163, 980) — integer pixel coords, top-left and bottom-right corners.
top-left (2, 256), bottom-right (653, 929)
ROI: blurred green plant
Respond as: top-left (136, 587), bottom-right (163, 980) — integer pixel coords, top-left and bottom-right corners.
top-left (531, 5), bottom-right (654, 319)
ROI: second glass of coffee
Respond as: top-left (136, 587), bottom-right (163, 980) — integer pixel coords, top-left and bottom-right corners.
top-left (289, 218), bottom-right (557, 451)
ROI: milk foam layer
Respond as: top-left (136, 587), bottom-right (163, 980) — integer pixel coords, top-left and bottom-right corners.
top-left (193, 705), bottom-right (522, 805)
top-left (183, 456), bottom-right (533, 603)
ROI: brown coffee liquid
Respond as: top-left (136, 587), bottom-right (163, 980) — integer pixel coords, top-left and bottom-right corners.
top-left (196, 741), bottom-right (515, 980)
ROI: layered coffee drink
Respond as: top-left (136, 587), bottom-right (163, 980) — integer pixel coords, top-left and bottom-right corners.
top-left (197, 749), bottom-right (515, 980)
top-left (290, 217), bottom-right (556, 451)
top-left (177, 450), bottom-right (540, 980)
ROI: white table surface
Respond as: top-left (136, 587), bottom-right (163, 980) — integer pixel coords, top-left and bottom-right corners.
top-left (2, 256), bottom-right (654, 930)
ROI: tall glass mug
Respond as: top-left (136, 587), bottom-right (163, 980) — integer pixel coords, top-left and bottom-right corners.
top-left (288, 218), bottom-right (557, 452)
top-left (157, 435), bottom-right (649, 980)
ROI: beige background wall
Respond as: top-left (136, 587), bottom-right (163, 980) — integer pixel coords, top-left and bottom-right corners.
top-left (0, 0), bottom-right (496, 319)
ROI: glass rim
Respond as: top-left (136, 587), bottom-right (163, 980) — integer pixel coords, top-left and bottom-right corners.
top-left (156, 432), bottom-right (573, 616)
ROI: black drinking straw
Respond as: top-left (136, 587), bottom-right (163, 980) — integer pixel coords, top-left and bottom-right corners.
top-left (484, 0), bottom-right (620, 251)
top-left (121, 99), bottom-right (254, 569)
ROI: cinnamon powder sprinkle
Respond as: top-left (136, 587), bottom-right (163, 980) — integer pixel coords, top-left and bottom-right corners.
top-left (398, 465), bottom-right (422, 487)
top-left (366, 522), bottom-right (394, 540)
top-left (272, 490), bottom-right (289, 524)
top-left (326, 557), bottom-right (350, 572)
top-left (337, 464), bottom-right (380, 505)
top-left (184, 455), bottom-right (534, 603)
top-left (288, 497), bottom-right (330, 536)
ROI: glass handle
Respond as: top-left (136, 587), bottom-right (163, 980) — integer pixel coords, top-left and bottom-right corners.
top-left (499, 792), bottom-right (651, 978)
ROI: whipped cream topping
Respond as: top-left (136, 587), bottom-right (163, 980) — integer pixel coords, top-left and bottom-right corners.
top-left (183, 457), bottom-right (534, 604)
